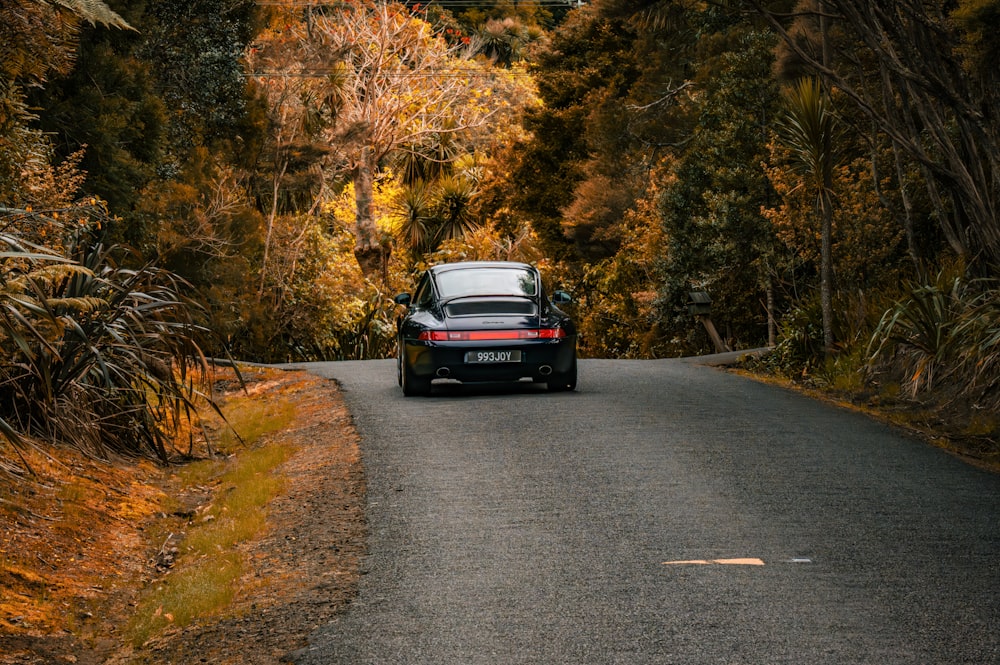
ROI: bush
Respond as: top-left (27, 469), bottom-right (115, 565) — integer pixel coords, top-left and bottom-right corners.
top-left (0, 205), bottom-right (216, 474)
top-left (867, 270), bottom-right (1000, 409)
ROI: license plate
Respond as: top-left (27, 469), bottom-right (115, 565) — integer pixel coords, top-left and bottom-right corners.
top-left (465, 350), bottom-right (522, 363)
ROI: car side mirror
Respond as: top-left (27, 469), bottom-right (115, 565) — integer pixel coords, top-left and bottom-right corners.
top-left (552, 290), bottom-right (572, 304)
top-left (393, 293), bottom-right (412, 306)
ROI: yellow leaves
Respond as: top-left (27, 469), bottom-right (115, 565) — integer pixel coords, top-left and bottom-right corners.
top-left (321, 172), bottom-right (405, 237)
top-left (45, 296), bottom-right (108, 313)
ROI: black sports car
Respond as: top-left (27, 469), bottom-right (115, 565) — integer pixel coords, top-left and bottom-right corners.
top-left (393, 261), bottom-right (578, 396)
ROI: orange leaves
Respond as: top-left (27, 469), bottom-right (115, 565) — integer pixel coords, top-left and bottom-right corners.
top-left (764, 141), bottom-right (903, 286)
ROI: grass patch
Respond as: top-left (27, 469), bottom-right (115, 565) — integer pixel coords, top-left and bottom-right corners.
top-left (124, 373), bottom-right (300, 647)
top-left (214, 388), bottom-right (298, 455)
top-left (184, 445), bottom-right (293, 555)
top-left (172, 385), bottom-right (297, 487)
top-left (817, 349), bottom-right (868, 394)
top-left (128, 553), bottom-right (243, 645)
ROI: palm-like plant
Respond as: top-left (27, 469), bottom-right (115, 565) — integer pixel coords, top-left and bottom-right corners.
top-left (1, 213), bottom-right (217, 475)
top-left (869, 272), bottom-right (1000, 409)
top-left (476, 18), bottom-right (524, 67)
top-left (776, 77), bottom-right (837, 356)
top-left (397, 127), bottom-right (464, 187)
top-left (432, 175), bottom-right (480, 246)
top-left (868, 275), bottom-right (967, 396)
top-left (394, 180), bottom-right (435, 256)
top-left (953, 284), bottom-right (1000, 408)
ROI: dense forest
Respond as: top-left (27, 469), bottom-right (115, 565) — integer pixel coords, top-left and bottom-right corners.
top-left (1, 0), bottom-right (998, 470)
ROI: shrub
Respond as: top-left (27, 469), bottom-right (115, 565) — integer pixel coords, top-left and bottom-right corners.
top-left (0, 205), bottom-right (216, 474)
top-left (868, 270), bottom-right (1000, 409)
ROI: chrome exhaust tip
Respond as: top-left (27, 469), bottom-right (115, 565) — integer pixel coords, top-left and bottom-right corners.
top-left (539, 365), bottom-right (553, 376)
top-left (436, 367), bottom-right (451, 378)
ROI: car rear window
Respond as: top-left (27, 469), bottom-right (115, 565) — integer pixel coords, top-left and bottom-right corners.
top-left (435, 268), bottom-right (538, 299)
top-left (445, 300), bottom-right (537, 316)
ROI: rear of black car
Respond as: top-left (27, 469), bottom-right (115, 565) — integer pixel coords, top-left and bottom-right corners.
top-left (395, 262), bottom-right (577, 395)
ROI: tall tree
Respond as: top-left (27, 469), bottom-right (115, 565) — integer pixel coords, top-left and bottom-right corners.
top-left (775, 77), bottom-right (837, 355)
top-left (655, 20), bottom-right (781, 354)
top-left (252, 0), bottom-right (508, 277)
top-left (2, 0), bottom-right (133, 209)
top-left (29, 0), bottom-right (263, 252)
top-left (745, 0), bottom-right (1000, 272)
top-left (513, 0), bottom-right (695, 262)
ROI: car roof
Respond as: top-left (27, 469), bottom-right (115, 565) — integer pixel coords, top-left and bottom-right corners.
top-left (428, 261), bottom-right (535, 274)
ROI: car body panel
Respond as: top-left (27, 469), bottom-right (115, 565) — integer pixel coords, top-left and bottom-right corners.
top-left (395, 261), bottom-right (577, 395)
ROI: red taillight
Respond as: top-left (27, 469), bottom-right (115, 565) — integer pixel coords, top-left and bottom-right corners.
top-left (417, 329), bottom-right (566, 341)
top-left (536, 328), bottom-right (567, 339)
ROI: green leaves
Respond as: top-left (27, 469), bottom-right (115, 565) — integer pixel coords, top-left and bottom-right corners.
top-left (393, 175), bottom-right (481, 256)
top-left (869, 271), bottom-right (1000, 408)
top-left (774, 76), bottom-right (838, 356)
top-left (776, 77), bottom-right (836, 186)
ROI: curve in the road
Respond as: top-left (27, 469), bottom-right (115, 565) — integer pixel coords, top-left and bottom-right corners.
top-left (289, 358), bottom-right (1000, 665)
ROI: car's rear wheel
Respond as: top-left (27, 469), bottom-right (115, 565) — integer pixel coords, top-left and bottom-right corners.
top-left (401, 356), bottom-right (432, 396)
top-left (546, 356), bottom-right (577, 392)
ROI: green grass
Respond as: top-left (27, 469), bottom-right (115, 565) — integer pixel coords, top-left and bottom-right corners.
top-left (214, 394), bottom-right (297, 454)
top-left (173, 390), bottom-right (297, 487)
top-left (183, 445), bottom-right (292, 555)
top-left (124, 384), bottom-right (299, 647)
top-left (128, 553), bottom-right (243, 645)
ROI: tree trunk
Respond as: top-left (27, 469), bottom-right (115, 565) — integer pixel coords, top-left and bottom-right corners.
top-left (891, 140), bottom-right (920, 269)
top-left (819, 0), bottom-right (834, 358)
top-left (258, 160), bottom-right (289, 302)
top-left (353, 146), bottom-right (390, 279)
top-left (767, 277), bottom-right (776, 348)
top-left (820, 189), bottom-right (834, 356)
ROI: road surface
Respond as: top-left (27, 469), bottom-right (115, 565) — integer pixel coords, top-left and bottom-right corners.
top-left (290, 358), bottom-right (1000, 664)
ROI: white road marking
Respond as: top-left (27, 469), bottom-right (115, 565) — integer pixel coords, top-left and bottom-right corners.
top-left (662, 558), bottom-right (765, 566)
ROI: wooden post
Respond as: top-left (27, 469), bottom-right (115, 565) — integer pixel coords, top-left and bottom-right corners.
top-left (687, 291), bottom-right (730, 354)
top-left (697, 314), bottom-right (731, 354)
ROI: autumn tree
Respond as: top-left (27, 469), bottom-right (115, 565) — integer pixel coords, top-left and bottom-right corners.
top-left (252, 0), bottom-right (511, 277)
top-left (746, 0), bottom-right (1000, 274)
top-left (513, 2), bottom-right (783, 355)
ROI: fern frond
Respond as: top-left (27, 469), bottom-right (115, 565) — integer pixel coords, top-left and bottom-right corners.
top-left (45, 0), bottom-right (135, 30)
top-left (22, 262), bottom-right (93, 285)
top-left (45, 296), bottom-right (108, 313)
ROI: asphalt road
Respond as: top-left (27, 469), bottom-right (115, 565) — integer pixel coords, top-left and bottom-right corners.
top-left (290, 358), bottom-right (1000, 664)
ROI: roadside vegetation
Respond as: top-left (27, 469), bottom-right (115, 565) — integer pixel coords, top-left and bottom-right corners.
top-left (125, 382), bottom-right (298, 646)
top-left (0, 366), bottom-right (360, 662)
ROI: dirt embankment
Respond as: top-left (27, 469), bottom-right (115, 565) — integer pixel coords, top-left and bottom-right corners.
top-left (0, 368), bottom-right (365, 665)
